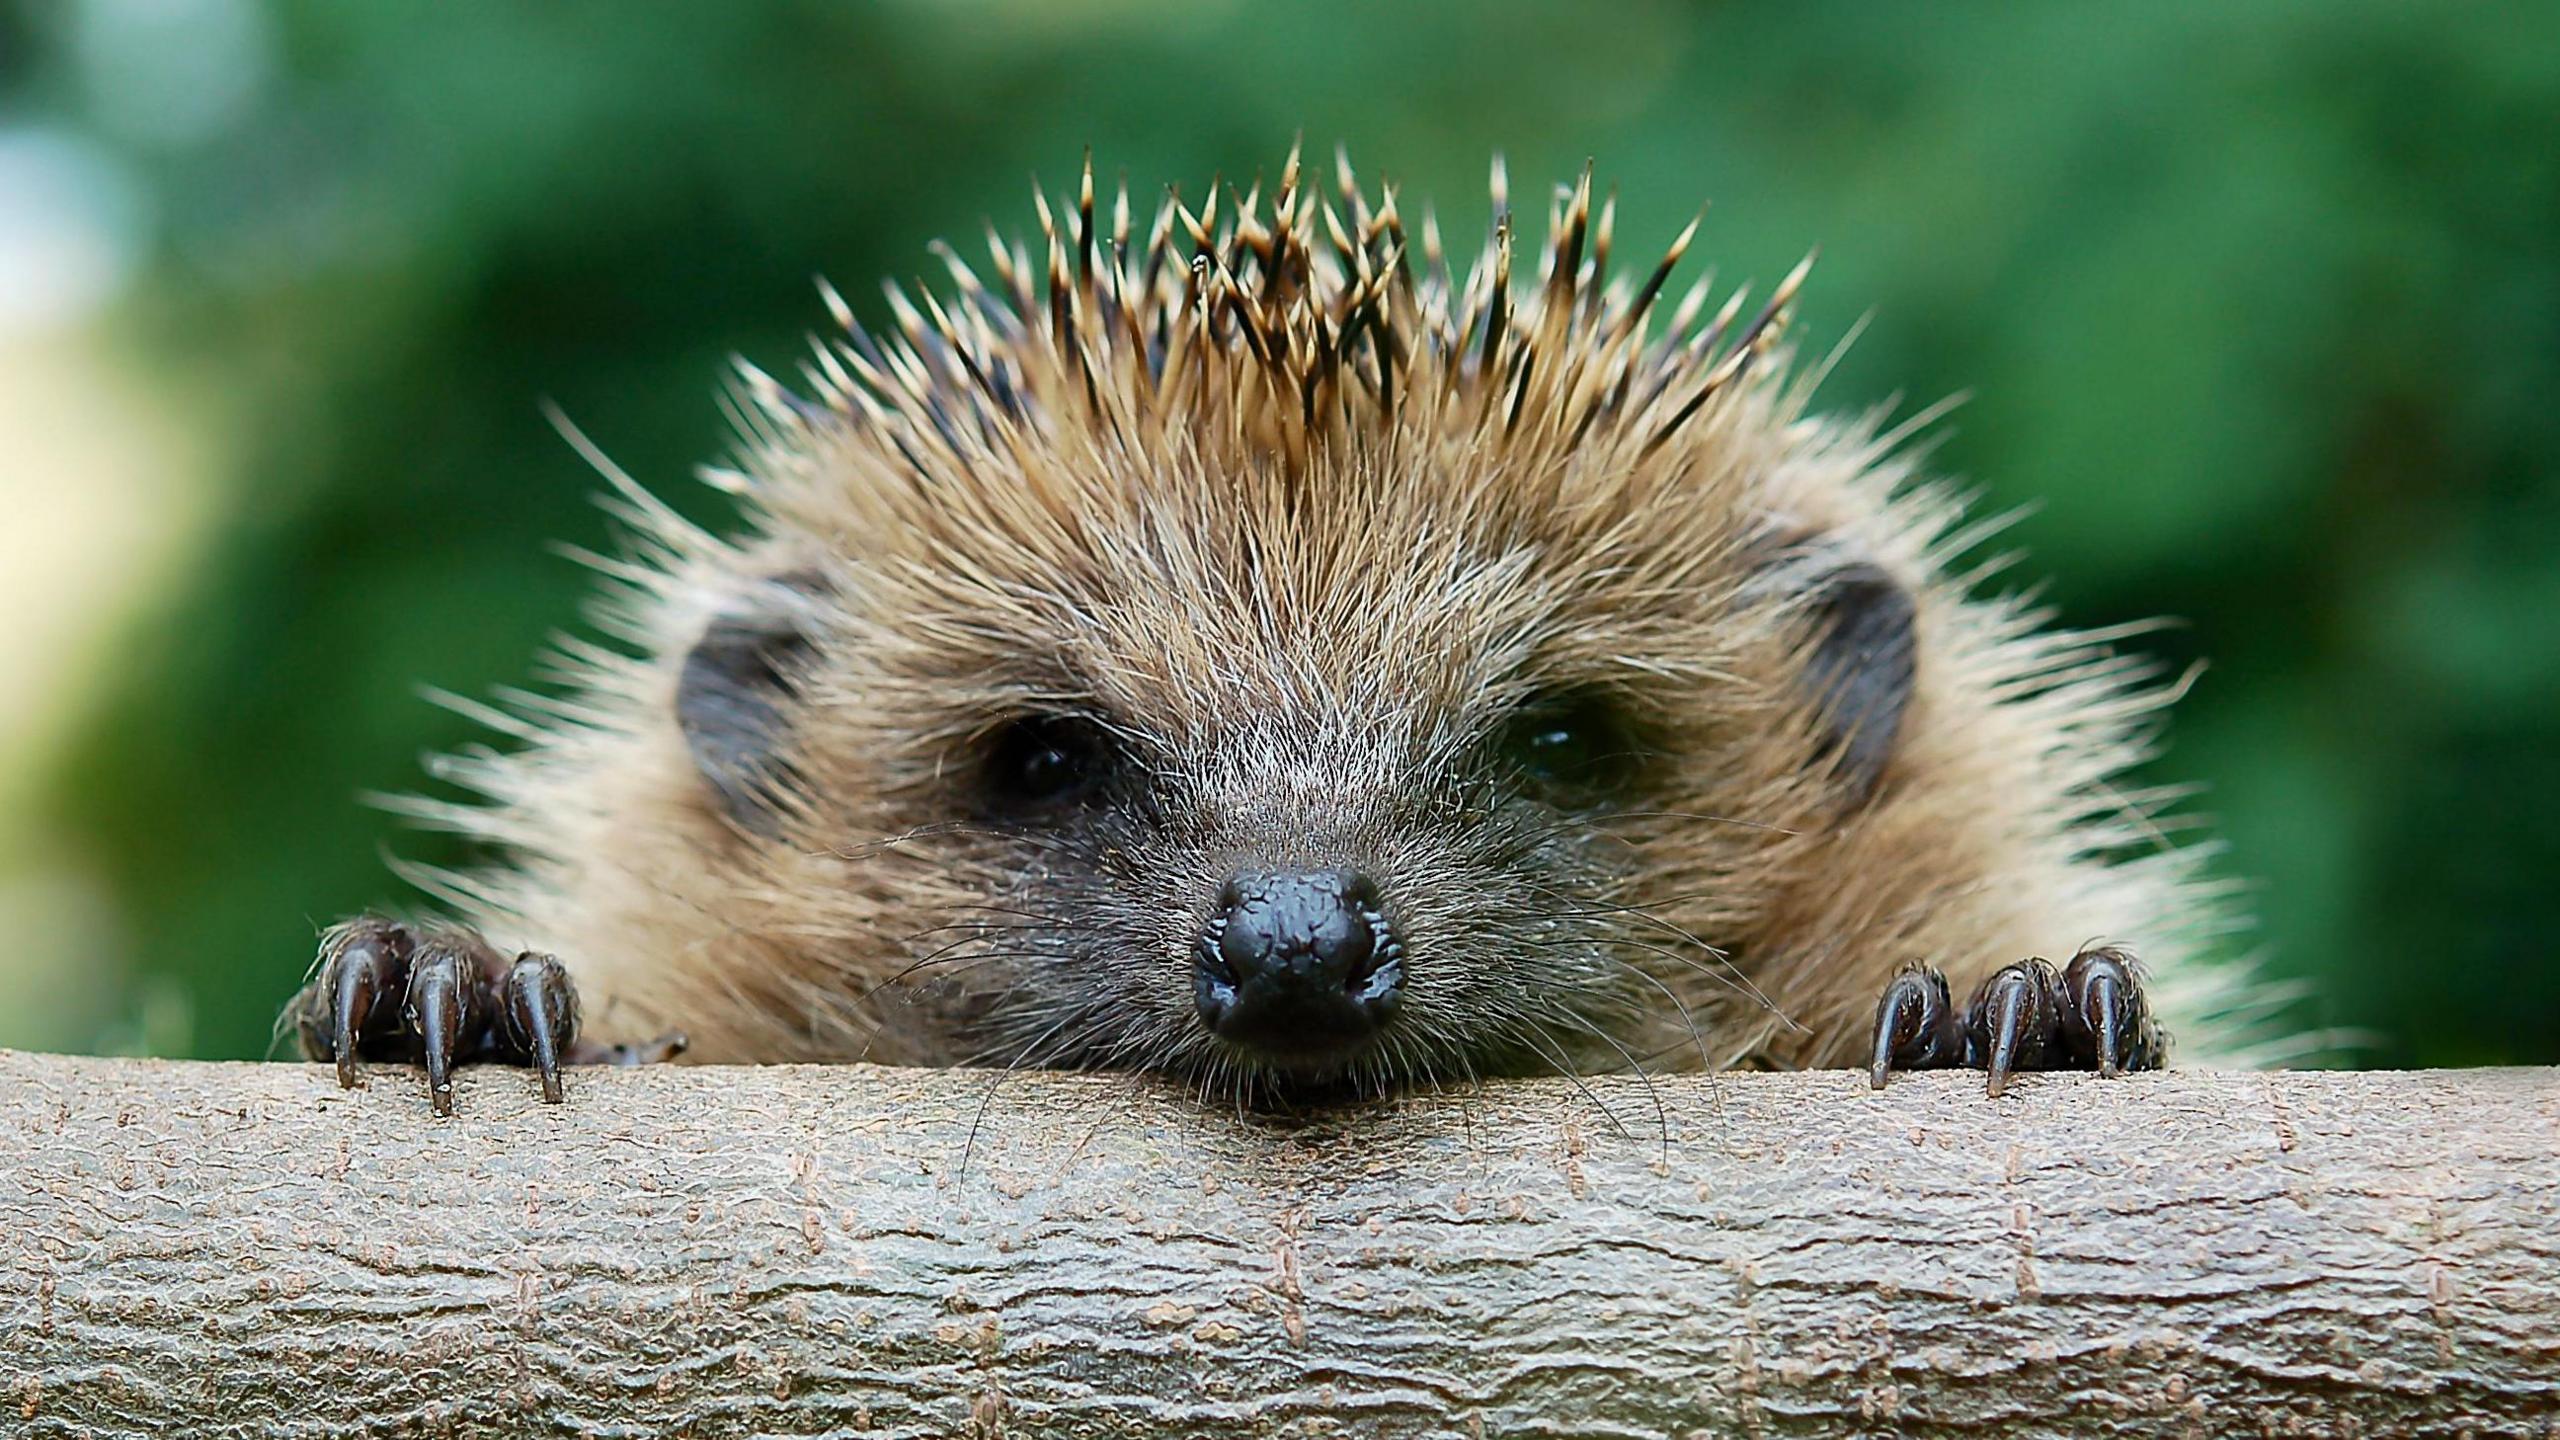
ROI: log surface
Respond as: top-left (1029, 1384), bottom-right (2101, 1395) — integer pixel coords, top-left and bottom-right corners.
top-left (1, 1052), bottom-right (2556, 1438)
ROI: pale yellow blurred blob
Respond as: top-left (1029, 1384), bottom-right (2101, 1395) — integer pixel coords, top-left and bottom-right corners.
top-left (0, 328), bottom-right (215, 1051)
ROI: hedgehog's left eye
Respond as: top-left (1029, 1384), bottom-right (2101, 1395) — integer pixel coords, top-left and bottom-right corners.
top-left (1494, 693), bottom-right (1643, 799)
top-left (982, 714), bottom-right (1123, 813)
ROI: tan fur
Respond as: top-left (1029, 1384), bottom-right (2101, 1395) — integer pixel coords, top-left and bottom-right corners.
top-left (398, 149), bottom-right (2261, 1075)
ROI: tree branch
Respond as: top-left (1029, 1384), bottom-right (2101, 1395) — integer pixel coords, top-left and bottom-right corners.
top-left (2, 1051), bottom-right (2554, 1436)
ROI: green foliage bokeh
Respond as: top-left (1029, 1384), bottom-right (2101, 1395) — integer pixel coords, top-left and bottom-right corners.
top-left (10, 0), bottom-right (2557, 1064)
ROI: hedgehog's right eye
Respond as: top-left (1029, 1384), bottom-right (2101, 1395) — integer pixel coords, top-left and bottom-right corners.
top-left (1494, 691), bottom-right (1644, 801)
top-left (983, 715), bottom-right (1121, 812)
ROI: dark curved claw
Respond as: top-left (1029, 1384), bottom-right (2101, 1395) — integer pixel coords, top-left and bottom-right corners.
top-left (1869, 963), bottom-right (1964, 1089)
top-left (296, 921), bottom-right (415, 1089)
top-left (496, 951), bottom-right (581, 1104)
top-left (1969, 957), bottom-right (2065, 1098)
top-left (404, 941), bottom-right (481, 1117)
top-left (2059, 944), bottom-right (2161, 1078)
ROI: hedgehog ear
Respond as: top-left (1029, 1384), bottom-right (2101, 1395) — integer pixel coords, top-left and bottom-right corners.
top-left (1750, 539), bottom-right (1919, 808)
top-left (675, 572), bottom-right (825, 837)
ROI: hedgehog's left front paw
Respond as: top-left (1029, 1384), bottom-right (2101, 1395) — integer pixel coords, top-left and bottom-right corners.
top-left (1869, 944), bottom-right (2162, 1096)
top-left (291, 917), bottom-right (590, 1114)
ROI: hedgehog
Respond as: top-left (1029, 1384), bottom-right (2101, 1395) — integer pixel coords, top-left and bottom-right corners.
top-left (289, 147), bottom-right (2268, 1117)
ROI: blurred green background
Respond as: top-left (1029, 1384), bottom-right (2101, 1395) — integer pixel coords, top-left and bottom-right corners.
top-left (1, 1), bottom-right (2553, 1066)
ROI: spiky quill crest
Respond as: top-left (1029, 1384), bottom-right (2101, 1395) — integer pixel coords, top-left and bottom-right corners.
top-left (403, 146), bottom-right (2277, 1083)
top-left (739, 145), bottom-right (1809, 508)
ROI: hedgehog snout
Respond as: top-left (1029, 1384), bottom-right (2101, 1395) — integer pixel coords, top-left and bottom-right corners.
top-left (1193, 866), bottom-right (1404, 1063)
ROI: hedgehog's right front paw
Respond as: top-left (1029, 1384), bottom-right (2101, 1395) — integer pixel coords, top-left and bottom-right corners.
top-left (291, 917), bottom-right (589, 1114)
top-left (1867, 946), bottom-right (2163, 1097)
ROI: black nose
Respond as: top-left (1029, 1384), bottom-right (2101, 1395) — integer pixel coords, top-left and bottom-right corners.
top-left (1196, 867), bottom-right (1403, 1060)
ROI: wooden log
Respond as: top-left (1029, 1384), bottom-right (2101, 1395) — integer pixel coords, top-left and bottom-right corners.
top-left (1, 1050), bottom-right (2554, 1436)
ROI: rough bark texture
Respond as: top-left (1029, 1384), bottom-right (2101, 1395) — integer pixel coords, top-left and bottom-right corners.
top-left (2, 1052), bottom-right (2555, 1438)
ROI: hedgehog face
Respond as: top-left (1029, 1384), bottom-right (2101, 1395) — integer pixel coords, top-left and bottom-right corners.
top-left (667, 475), bottom-right (1921, 1096)
top-left (838, 620), bottom-right (1683, 1096)
top-left (939, 671), bottom-right (1657, 1093)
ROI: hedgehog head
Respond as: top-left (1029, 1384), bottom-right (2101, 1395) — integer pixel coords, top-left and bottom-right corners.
top-left (524, 147), bottom-right (1945, 1094)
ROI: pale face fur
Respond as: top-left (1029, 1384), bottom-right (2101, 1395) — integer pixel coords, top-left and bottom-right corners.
top-left (420, 155), bottom-right (2246, 1089)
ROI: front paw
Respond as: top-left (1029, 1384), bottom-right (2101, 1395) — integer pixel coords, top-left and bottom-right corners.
top-left (1868, 944), bottom-right (2164, 1096)
top-left (290, 917), bottom-right (594, 1114)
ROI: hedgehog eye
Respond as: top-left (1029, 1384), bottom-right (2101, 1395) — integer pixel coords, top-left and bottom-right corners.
top-left (1495, 693), bottom-right (1641, 798)
top-left (983, 715), bottom-right (1121, 811)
